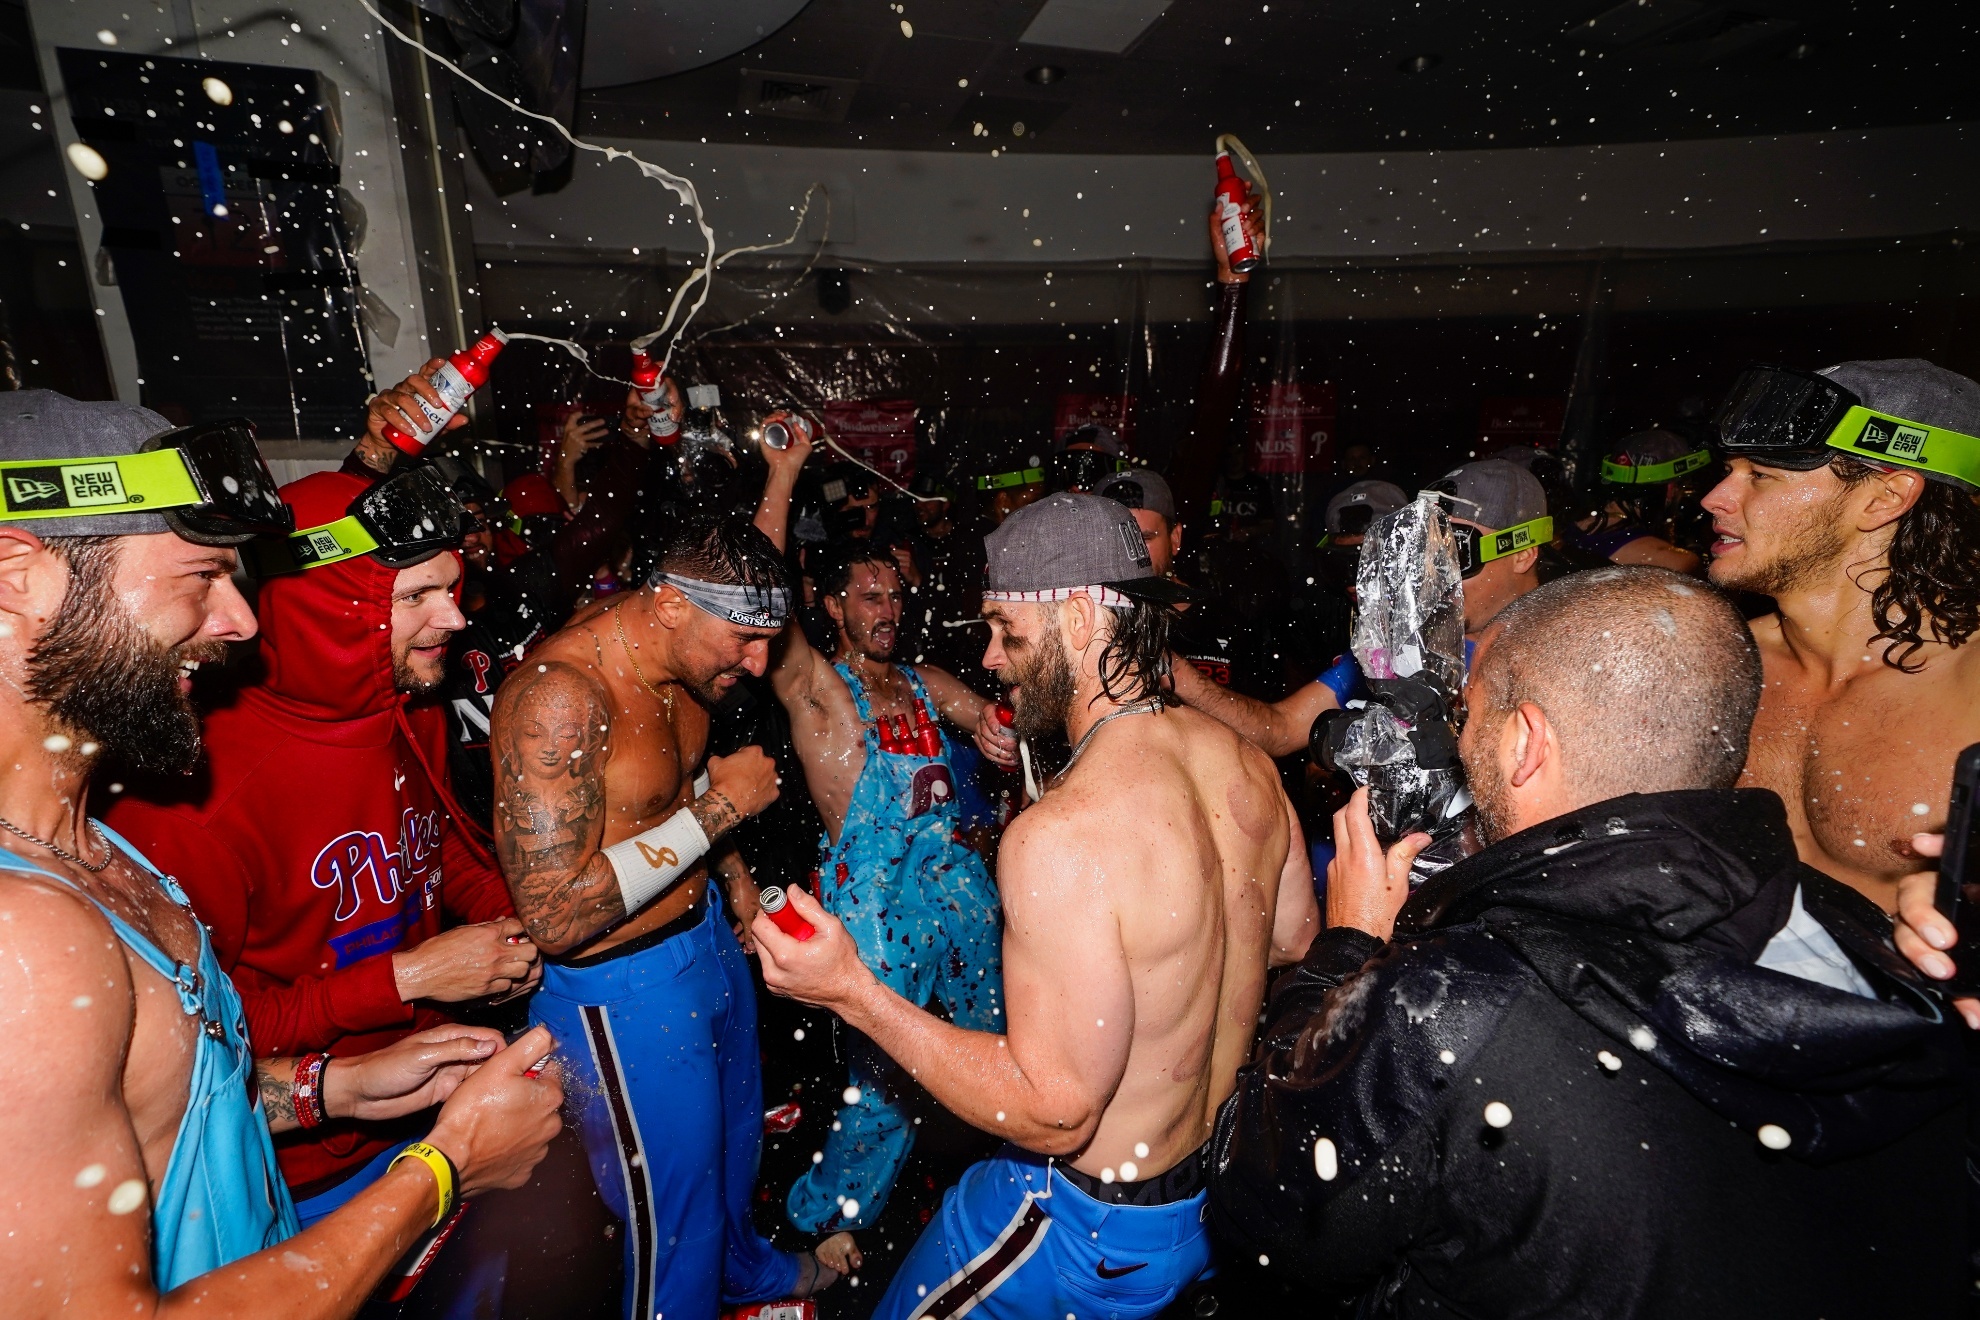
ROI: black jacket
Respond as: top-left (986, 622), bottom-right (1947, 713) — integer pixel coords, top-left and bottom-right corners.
top-left (1210, 789), bottom-right (1965, 1319)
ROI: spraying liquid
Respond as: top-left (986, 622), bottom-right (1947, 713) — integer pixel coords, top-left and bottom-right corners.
top-left (382, 329), bottom-right (509, 455)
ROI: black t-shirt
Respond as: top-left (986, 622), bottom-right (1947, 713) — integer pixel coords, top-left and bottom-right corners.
top-left (444, 552), bottom-right (564, 830)
top-left (1169, 593), bottom-right (1278, 701)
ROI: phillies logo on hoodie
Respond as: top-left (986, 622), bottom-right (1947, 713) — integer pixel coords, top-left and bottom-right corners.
top-left (310, 808), bottom-right (443, 967)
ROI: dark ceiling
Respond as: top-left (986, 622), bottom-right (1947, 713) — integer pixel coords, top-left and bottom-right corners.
top-left (578, 0), bottom-right (1978, 155)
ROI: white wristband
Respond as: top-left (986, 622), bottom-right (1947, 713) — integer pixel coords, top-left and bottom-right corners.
top-left (603, 808), bottom-right (711, 914)
top-left (693, 769), bottom-right (711, 797)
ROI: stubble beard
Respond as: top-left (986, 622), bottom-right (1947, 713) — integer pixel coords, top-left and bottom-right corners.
top-left (1711, 487), bottom-right (1853, 598)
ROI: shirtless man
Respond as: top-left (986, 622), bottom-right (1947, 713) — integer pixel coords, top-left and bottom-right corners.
top-left (0, 394), bottom-right (561, 1317)
top-left (489, 512), bottom-right (840, 1317)
top-left (753, 428), bottom-right (1005, 1234)
top-left (757, 492), bottom-right (1319, 1319)
top-left (1704, 358), bottom-right (1980, 914)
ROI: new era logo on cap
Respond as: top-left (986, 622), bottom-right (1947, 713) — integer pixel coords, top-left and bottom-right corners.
top-left (1, 462), bottom-right (134, 513)
top-left (1852, 415), bottom-right (1930, 463)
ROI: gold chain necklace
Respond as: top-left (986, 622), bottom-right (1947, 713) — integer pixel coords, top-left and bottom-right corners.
top-left (613, 600), bottom-right (676, 721)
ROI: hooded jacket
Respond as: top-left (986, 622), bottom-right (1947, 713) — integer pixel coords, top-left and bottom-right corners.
top-left (106, 470), bottom-right (516, 1198)
top-left (1210, 789), bottom-right (1965, 1320)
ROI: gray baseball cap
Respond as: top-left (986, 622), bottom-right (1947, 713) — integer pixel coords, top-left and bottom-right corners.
top-left (983, 491), bottom-right (1191, 604)
top-left (1324, 479), bottom-right (1409, 535)
top-left (1095, 468), bottom-right (1176, 524)
top-left (1055, 422), bottom-right (1123, 456)
top-left (1822, 358), bottom-right (1980, 437)
top-left (1429, 458), bottom-right (1548, 531)
top-left (0, 391), bottom-right (180, 537)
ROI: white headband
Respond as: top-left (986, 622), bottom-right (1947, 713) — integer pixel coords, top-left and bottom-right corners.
top-left (979, 584), bottom-right (1133, 608)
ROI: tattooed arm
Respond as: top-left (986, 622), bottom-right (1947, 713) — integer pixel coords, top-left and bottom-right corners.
top-left (490, 661), bottom-right (621, 954)
top-left (256, 1025), bottom-right (510, 1134)
top-left (490, 660), bottom-right (774, 953)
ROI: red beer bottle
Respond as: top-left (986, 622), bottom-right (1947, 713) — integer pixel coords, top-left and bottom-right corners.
top-left (381, 329), bottom-right (509, 455)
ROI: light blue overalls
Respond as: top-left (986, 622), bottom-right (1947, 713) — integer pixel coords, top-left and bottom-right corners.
top-left (0, 826), bottom-right (298, 1291)
top-left (785, 664), bottom-right (1005, 1234)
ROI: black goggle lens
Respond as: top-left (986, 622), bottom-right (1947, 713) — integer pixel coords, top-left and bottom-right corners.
top-left (354, 466), bottom-right (464, 568)
top-left (1715, 366), bottom-right (1856, 453)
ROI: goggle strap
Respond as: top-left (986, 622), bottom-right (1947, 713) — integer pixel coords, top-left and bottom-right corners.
top-left (1474, 515), bottom-right (1555, 565)
top-left (289, 515), bottom-right (380, 568)
top-left (0, 448), bottom-right (203, 520)
top-left (976, 469), bottom-right (1043, 490)
top-left (1825, 406), bottom-right (1980, 488)
top-left (1601, 451), bottom-right (1713, 485)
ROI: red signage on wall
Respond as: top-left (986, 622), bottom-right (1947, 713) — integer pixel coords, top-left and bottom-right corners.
top-left (1053, 393), bottom-right (1136, 452)
top-left (822, 398), bottom-right (919, 482)
top-left (1477, 396), bottom-right (1565, 450)
top-left (1248, 380), bottom-right (1337, 474)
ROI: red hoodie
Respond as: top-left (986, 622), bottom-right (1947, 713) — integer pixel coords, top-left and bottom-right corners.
top-left (107, 470), bottom-right (516, 1198)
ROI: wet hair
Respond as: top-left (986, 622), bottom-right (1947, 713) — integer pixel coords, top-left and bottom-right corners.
top-left (1471, 567), bottom-right (1761, 798)
top-left (817, 547), bottom-right (900, 599)
top-left (654, 513), bottom-right (793, 596)
top-left (1829, 456), bottom-right (1980, 672)
top-left (1093, 598), bottom-right (1171, 706)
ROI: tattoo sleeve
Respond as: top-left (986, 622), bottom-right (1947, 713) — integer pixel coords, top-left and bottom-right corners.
top-left (490, 661), bottom-right (625, 954)
top-left (256, 1059), bottom-right (298, 1133)
top-left (689, 789), bottom-right (742, 842)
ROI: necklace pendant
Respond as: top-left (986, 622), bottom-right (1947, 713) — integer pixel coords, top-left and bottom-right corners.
top-left (203, 1019), bottom-right (227, 1040)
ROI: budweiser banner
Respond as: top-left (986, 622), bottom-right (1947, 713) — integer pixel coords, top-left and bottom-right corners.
top-left (822, 398), bottom-right (919, 482)
top-left (1053, 393), bottom-right (1136, 452)
top-left (1248, 380), bottom-right (1337, 474)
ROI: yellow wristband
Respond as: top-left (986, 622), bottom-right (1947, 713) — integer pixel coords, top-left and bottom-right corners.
top-left (388, 1141), bottom-right (458, 1228)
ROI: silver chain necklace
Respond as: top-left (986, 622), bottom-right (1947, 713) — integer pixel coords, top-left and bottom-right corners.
top-left (0, 813), bottom-right (111, 873)
top-left (1052, 699), bottom-right (1164, 787)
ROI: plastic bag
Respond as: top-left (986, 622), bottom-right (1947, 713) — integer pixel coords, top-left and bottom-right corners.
top-left (1335, 493), bottom-right (1471, 849)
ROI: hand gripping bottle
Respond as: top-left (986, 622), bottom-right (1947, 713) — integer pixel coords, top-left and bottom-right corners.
top-left (758, 887), bottom-right (815, 941)
top-left (630, 352), bottom-right (680, 442)
top-left (760, 412), bottom-right (812, 452)
top-left (725, 1303), bottom-right (817, 1320)
top-left (1213, 152), bottom-right (1261, 274)
top-left (380, 329), bottom-right (509, 456)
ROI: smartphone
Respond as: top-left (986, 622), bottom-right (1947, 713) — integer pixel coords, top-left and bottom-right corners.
top-left (1933, 743), bottom-right (1980, 996)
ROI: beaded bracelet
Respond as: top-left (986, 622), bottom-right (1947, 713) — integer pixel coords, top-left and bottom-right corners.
top-left (292, 1052), bottom-right (330, 1130)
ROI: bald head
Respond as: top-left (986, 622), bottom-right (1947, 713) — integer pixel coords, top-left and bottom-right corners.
top-left (1463, 568), bottom-right (1760, 836)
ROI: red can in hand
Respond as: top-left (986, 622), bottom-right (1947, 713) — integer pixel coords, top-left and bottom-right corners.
top-left (995, 701), bottom-right (1014, 727)
top-left (759, 886), bottom-right (815, 941)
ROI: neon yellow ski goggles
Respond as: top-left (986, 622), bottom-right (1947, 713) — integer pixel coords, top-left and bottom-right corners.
top-left (1451, 515), bottom-right (1553, 578)
top-left (0, 419), bottom-right (290, 544)
top-left (1715, 365), bottom-right (1980, 490)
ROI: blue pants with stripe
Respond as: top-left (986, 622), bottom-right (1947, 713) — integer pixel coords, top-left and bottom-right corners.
top-left (530, 889), bottom-right (799, 1319)
top-left (872, 1146), bottom-right (1211, 1320)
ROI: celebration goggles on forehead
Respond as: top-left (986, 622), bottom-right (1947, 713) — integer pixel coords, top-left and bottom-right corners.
top-left (1450, 515), bottom-right (1553, 580)
top-left (1714, 365), bottom-right (1980, 491)
top-left (0, 418), bottom-right (292, 544)
top-left (1601, 449), bottom-right (1713, 485)
top-left (286, 465), bottom-right (465, 570)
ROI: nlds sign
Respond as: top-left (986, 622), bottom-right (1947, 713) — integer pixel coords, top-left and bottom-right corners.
top-left (1248, 381), bottom-right (1336, 475)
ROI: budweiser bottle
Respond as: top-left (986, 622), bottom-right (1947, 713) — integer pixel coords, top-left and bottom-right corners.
top-left (1213, 153), bottom-right (1260, 273)
top-left (381, 329), bottom-right (509, 455)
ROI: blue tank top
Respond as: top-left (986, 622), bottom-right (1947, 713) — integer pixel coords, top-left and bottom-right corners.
top-left (0, 825), bottom-right (298, 1290)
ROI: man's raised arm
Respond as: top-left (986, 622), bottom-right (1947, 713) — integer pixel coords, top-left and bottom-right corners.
top-left (0, 882), bottom-right (560, 1320)
top-left (491, 662), bottom-right (764, 954)
top-left (754, 809), bottom-right (1131, 1155)
top-left (1169, 659), bottom-right (1337, 760)
top-left (917, 664), bottom-right (999, 733)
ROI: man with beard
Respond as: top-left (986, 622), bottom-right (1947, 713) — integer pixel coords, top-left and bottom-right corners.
top-left (754, 493), bottom-right (1318, 1320)
top-left (754, 428), bottom-right (1005, 1237)
top-left (1211, 567), bottom-right (1964, 1318)
top-left (1701, 359), bottom-right (1980, 915)
top-left (108, 466), bottom-right (540, 1229)
top-left (0, 394), bottom-right (563, 1315)
top-left (487, 511), bottom-right (845, 1318)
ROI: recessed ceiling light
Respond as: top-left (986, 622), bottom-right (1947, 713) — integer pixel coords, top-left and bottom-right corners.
top-left (1399, 54), bottom-right (1440, 74)
top-left (1026, 65), bottom-right (1065, 85)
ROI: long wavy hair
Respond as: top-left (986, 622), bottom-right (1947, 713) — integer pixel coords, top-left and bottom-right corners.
top-left (1832, 456), bottom-right (1980, 671)
top-left (1094, 599), bottom-right (1172, 705)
